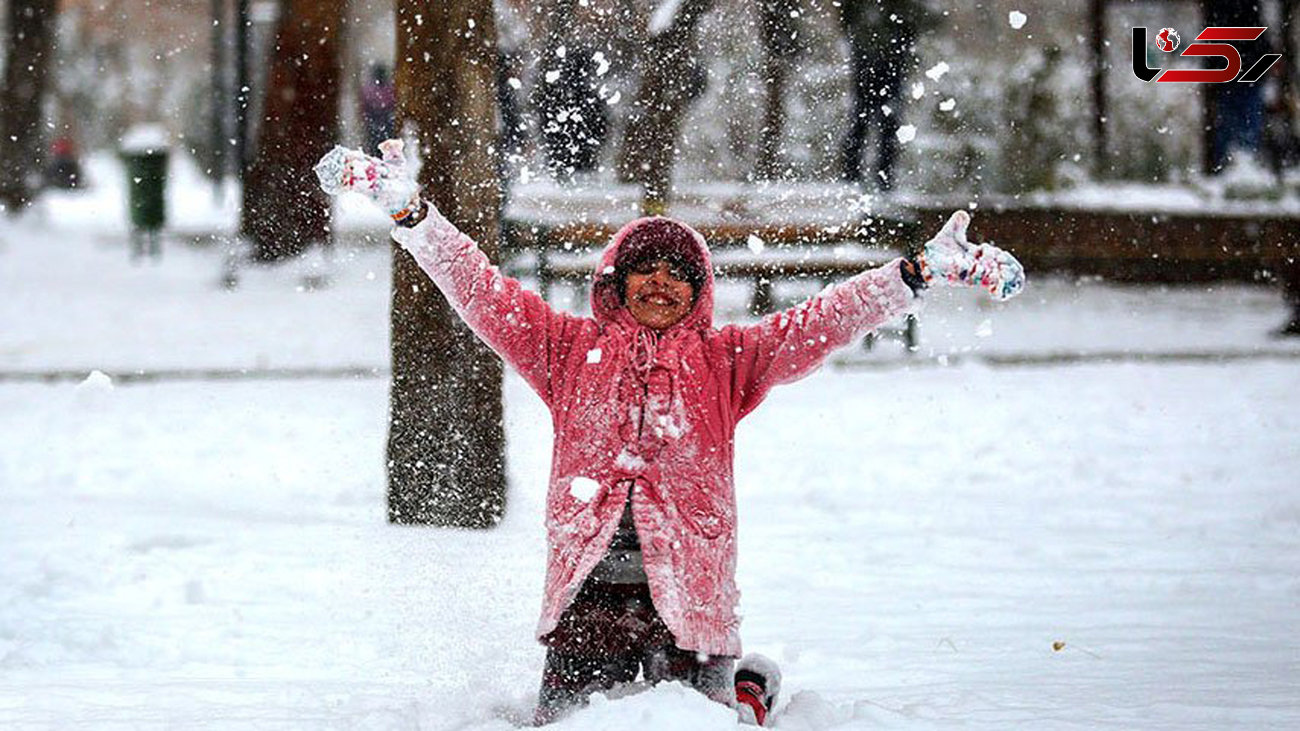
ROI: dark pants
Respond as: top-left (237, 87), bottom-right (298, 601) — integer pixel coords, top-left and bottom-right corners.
top-left (536, 579), bottom-right (734, 724)
top-left (841, 49), bottom-right (905, 189)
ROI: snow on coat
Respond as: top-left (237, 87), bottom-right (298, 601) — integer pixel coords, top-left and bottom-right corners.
top-left (398, 213), bottom-right (917, 657)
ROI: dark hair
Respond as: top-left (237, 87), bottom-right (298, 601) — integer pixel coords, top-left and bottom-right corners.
top-left (613, 219), bottom-right (706, 301)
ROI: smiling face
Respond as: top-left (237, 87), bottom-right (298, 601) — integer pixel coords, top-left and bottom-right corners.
top-left (623, 259), bottom-right (697, 330)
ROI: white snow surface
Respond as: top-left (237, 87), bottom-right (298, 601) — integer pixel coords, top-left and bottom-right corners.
top-left (2, 176), bottom-right (1300, 728)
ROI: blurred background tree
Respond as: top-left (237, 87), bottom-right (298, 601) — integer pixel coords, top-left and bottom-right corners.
top-left (240, 0), bottom-right (345, 262)
top-left (0, 0), bottom-right (57, 213)
top-left (388, 0), bottom-right (507, 528)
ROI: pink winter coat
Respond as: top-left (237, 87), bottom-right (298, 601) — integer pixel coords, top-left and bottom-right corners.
top-left (400, 214), bottom-right (917, 657)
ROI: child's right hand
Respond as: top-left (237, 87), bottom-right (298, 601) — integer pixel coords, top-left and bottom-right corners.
top-left (918, 210), bottom-right (1025, 301)
top-left (314, 139), bottom-right (422, 224)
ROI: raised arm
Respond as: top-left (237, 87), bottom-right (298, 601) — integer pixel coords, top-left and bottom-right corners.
top-left (725, 210), bottom-right (1025, 419)
top-left (724, 261), bottom-right (917, 419)
top-left (315, 141), bottom-right (578, 400)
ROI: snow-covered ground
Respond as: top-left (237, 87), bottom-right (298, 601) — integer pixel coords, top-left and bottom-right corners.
top-left (2, 173), bottom-right (1299, 729)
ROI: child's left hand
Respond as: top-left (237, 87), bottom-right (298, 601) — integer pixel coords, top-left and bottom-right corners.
top-left (314, 139), bottom-right (422, 224)
top-left (918, 210), bottom-right (1026, 301)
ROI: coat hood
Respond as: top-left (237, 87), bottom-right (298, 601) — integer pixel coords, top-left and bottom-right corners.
top-left (590, 216), bottom-right (715, 331)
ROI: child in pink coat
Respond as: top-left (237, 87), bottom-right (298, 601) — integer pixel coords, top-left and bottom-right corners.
top-left (317, 141), bottom-right (1024, 725)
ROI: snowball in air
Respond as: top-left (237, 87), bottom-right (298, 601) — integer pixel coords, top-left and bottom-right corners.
top-left (1009, 11), bottom-right (1028, 30)
top-left (570, 477), bottom-right (600, 503)
top-left (924, 62), bottom-right (950, 81)
top-left (896, 125), bottom-right (917, 144)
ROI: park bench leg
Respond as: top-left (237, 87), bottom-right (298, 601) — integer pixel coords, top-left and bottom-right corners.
top-left (537, 250), bottom-right (551, 304)
top-left (751, 276), bottom-right (775, 315)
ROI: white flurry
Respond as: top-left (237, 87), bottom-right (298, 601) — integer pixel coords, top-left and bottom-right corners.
top-left (586, 348), bottom-right (603, 364)
top-left (896, 125), bottom-right (917, 144)
top-left (747, 234), bottom-right (766, 254)
top-left (1009, 11), bottom-right (1028, 30)
top-left (940, 98), bottom-right (957, 112)
top-left (925, 61), bottom-right (950, 81)
top-left (569, 477), bottom-right (600, 503)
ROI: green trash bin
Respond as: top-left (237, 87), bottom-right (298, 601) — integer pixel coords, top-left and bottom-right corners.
top-left (123, 149), bottom-right (168, 232)
top-left (120, 126), bottom-right (170, 261)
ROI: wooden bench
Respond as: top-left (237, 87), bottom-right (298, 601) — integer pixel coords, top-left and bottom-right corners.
top-left (507, 242), bottom-right (919, 351)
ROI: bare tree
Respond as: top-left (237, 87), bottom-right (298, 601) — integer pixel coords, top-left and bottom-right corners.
top-left (240, 0), bottom-right (346, 262)
top-left (616, 0), bottom-right (717, 212)
top-left (0, 0), bottom-right (57, 213)
top-left (388, 0), bottom-right (507, 527)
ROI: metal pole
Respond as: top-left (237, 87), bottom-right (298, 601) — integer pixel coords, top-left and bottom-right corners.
top-left (235, 0), bottom-right (250, 182)
top-left (1281, 0), bottom-right (1296, 130)
top-left (210, 0), bottom-right (226, 202)
top-left (1090, 0), bottom-right (1107, 178)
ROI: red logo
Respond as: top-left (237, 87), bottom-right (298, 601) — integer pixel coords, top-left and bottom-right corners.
top-left (1132, 26), bottom-right (1282, 83)
top-left (1155, 28), bottom-right (1180, 52)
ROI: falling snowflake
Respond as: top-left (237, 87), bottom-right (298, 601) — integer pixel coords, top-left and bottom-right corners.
top-left (1009, 11), bottom-right (1028, 30)
top-left (925, 61), bottom-right (950, 81)
top-left (896, 125), bottom-right (917, 144)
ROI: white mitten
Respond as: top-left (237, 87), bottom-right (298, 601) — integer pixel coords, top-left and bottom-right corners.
top-left (314, 139), bottom-right (421, 223)
top-left (919, 210), bottom-right (1025, 301)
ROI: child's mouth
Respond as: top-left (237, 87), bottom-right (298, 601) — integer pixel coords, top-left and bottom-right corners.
top-left (641, 293), bottom-right (677, 306)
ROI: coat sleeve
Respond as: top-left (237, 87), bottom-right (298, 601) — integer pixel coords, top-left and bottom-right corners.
top-left (393, 209), bottom-right (581, 403)
top-left (721, 260), bottom-right (918, 419)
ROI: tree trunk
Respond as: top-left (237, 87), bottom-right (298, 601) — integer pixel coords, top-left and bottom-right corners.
top-left (0, 0), bottom-right (57, 213)
top-left (389, 0), bottom-right (507, 528)
top-left (615, 0), bottom-right (717, 213)
top-left (240, 0), bottom-right (345, 262)
top-left (754, 0), bottom-right (800, 180)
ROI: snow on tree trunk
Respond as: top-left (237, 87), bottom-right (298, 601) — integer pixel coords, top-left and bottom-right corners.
top-left (0, 0), bottom-right (57, 213)
top-left (388, 0), bottom-right (507, 528)
top-left (615, 0), bottom-right (716, 213)
top-left (240, 0), bottom-right (345, 262)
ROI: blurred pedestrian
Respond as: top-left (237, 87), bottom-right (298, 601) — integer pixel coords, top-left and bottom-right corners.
top-left (837, 0), bottom-right (937, 190)
top-left (46, 136), bottom-right (83, 190)
top-left (359, 64), bottom-right (396, 154)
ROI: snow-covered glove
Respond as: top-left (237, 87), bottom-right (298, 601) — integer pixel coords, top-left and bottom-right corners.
top-left (314, 139), bottom-right (423, 224)
top-left (915, 210), bottom-right (1025, 301)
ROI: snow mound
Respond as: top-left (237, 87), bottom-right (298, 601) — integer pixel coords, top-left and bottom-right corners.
top-left (552, 683), bottom-right (736, 729)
